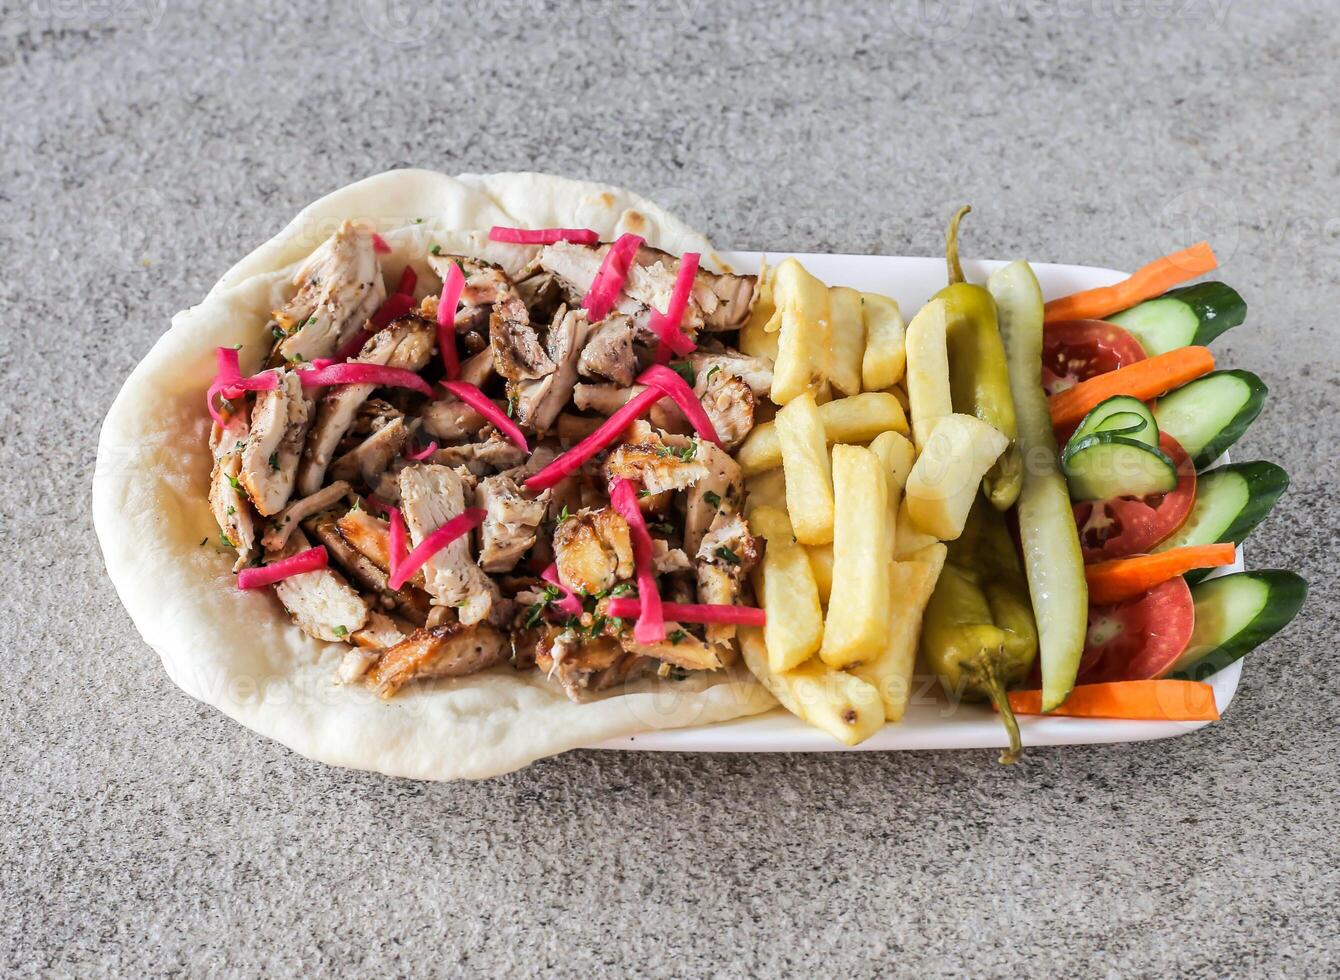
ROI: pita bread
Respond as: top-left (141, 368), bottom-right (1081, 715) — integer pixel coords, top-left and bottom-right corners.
top-left (93, 170), bottom-right (775, 781)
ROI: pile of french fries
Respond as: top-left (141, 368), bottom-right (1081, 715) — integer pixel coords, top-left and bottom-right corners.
top-left (736, 260), bottom-right (1009, 743)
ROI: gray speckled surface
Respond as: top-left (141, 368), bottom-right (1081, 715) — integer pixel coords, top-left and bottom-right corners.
top-left (3, 1), bottom-right (1338, 975)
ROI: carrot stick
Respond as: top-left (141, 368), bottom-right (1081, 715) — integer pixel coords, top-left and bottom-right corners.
top-left (1085, 544), bottom-right (1237, 604)
top-left (1049, 346), bottom-right (1215, 428)
top-left (1007, 681), bottom-right (1220, 721)
top-left (1043, 242), bottom-right (1218, 323)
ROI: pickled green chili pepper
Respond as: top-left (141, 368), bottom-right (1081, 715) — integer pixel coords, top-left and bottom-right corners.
top-left (920, 496), bottom-right (1039, 763)
top-left (935, 206), bottom-right (1023, 511)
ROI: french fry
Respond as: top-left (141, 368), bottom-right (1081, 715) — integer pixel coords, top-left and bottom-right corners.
top-left (861, 292), bottom-right (906, 391)
top-left (770, 259), bottom-right (833, 404)
top-left (740, 628), bottom-right (885, 745)
top-left (888, 384), bottom-right (910, 414)
top-left (736, 392), bottom-right (909, 476)
top-left (751, 506), bottom-right (824, 672)
top-left (905, 298), bottom-right (953, 451)
top-left (775, 393), bottom-right (835, 545)
top-left (895, 498), bottom-right (942, 556)
top-left (828, 286), bottom-right (865, 397)
top-left (819, 445), bottom-right (891, 667)
top-left (744, 467), bottom-right (787, 516)
top-left (805, 543), bottom-right (834, 605)
top-left (850, 544), bottom-right (948, 720)
top-left (905, 413), bottom-right (1009, 540)
top-left (739, 259), bottom-right (779, 362)
top-left (868, 429), bottom-right (915, 563)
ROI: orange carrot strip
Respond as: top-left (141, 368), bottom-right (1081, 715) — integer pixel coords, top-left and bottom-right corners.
top-left (1043, 242), bottom-right (1218, 323)
top-left (1049, 346), bottom-right (1215, 428)
top-left (1085, 544), bottom-right (1237, 604)
top-left (1007, 681), bottom-right (1220, 721)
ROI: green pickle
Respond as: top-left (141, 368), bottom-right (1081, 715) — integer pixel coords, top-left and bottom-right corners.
top-left (935, 206), bottom-right (1023, 510)
top-left (921, 496), bottom-right (1038, 763)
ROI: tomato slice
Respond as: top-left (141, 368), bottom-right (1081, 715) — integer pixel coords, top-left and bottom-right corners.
top-left (1042, 319), bottom-right (1147, 397)
top-left (1074, 433), bottom-right (1197, 562)
top-left (1077, 577), bottom-right (1195, 683)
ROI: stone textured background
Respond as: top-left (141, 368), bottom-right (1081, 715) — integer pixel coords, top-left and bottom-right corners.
top-left (3, 0), bottom-right (1338, 975)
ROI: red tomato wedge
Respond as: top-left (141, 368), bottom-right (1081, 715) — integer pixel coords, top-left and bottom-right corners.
top-left (1077, 576), bottom-right (1196, 684)
top-left (1074, 433), bottom-right (1196, 562)
top-left (1042, 319), bottom-right (1147, 397)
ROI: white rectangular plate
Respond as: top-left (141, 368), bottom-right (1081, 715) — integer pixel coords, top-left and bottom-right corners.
top-left (592, 251), bottom-right (1241, 754)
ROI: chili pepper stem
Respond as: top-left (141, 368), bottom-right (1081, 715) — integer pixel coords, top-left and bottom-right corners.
top-left (946, 205), bottom-right (972, 285)
top-left (971, 647), bottom-right (1024, 765)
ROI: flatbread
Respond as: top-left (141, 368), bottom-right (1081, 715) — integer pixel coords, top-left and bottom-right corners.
top-left (93, 170), bottom-right (775, 781)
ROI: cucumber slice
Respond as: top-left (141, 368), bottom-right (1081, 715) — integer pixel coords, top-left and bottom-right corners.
top-left (1070, 395), bottom-right (1158, 449)
top-left (1167, 571), bottom-right (1307, 681)
top-left (1061, 433), bottom-right (1178, 501)
top-left (1109, 282), bottom-right (1246, 356)
top-left (1154, 370), bottom-right (1267, 469)
top-left (1155, 462), bottom-right (1289, 582)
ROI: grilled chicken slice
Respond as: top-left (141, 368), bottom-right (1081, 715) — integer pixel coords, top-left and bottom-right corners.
top-left (329, 416), bottom-right (408, 486)
top-left (262, 480), bottom-right (351, 552)
top-left (308, 509), bottom-right (429, 625)
top-left (457, 347), bottom-right (496, 388)
top-left (475, 474), bottom-right (549, 573)
top-left (296, 315), bottom-right (434, 496)
top-left (573, 383), bottom-right (687, 434)
top-left (514, 305), bottom-right (589, 432)
top-left (602, 421), bottom-right (708, 495)
top-left (398, 464), bottom-right (500, 625)
top-left (553, 508), bottom-right (634, 594)
top-left (688, 350), bottom-right (774, 396)
top-left (272, 221), bottom-right (386, 364)
top-left (429, 432), bottom-right (526, 475)
top-left (270, 528), bottom-right (369, 642)
top-left (623, 628), bottom-right (722, 671)
top-left (683, 439), bottom-right (745, 556)
top-left (338, 611), bottom-right (409, 683)
top-left (652, 541), bottom-right (693, 576)
top-left (515, 270), bottom-right (566, 321)
top-left (418, 397), bottom-right (486, 442)
top-left (429, 254), bottom-right (551, 388)
top-left (694, 513), bottom-right (762, 647)
top-left (695, 367), bottom-right (756, 451)
top-left (239, 369), bottom-right (310, 516)
top-left (368, 621), bottom-right (508, 699)
top-left (209, 411), bottom-right (257, 569)
top-left (535, 629), bottom-right (647, 702)
top-left (577, 313), bottom-right (638, 385)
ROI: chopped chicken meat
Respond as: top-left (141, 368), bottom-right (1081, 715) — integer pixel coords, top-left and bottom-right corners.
top-left (514, 305), bottom-right (589, 432)
top-left (272, 220), bottom-right (386, 364)
top-left (602, 422), bottom-right (708, 495)
top-left (552, 508), bottom-right (634, 594)
top-left (329, 416), bottom-right (408, 485)
top-left (694, 513), bottom-right (762, 647)
top-left (209, 411), bottom-right (257, 569)
top-left (475, 474), bottom-right (549, 573)
top-left (262, 480), bottom-right (351, 552)
top-left (683, 439), bottom-right (746, 556)
top-left (367, 621), bottom-right (508, 698)
top-left (398, 464), bottom-right (500, 625)
top-left (270, 528), bottom-right (369, 642)
top-left (577, 313), bottom-right (638, 385)
top-left (534, 629), bottom-right (647, 702)
top-left (239, 369), bottom-right (310, 516)
top-left (694, 367), bottom-right (756, 452)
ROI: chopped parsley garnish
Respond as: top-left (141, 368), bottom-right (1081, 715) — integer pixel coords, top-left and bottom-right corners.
top-left (556, 505), bottom-right (571, 524)
top-left (668, 361), bottom-right (695, 386)
top-left (229, 343), bottom-right (243, 350)
top-left (668, 630), bottom-right (687, 646)
top-left (219, 532), bottom-right (234, 549)
top-left (271, 326), bottom-right (286, 341)
top-left (268, 451), bottom-right (279, 471)
top-left (415, 217), bottom-right (425, 223)
top-left (523, 603), bottom-right (546, 629)
top-left (654, 440), bottom-right (698, 462)
top-left (506, 396), bottom-right (518, 419)
top-left (226, 505), bottom-right (236, 516)
top-left (705, 365), bottom-right (721, 382)
top-left (333, 625), bottom-right (349, 638)
top-left (609, 582), bottom-right (636, 597)
top-left (666, 665), bottom-right (689, 681)
top-left (703, 490), bottom-right (721, 509)
top-left (650, 522), bottom-right (675, 536)
top-left (227, 474), bottom-right (242, 491)
top-left (714, 545), bottom-right (741, 565)
top-left (429, 244), bottom-right (441, 255)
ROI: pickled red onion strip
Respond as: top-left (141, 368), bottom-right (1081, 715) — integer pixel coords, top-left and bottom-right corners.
top-left (386, 506), bottom-right (409, 584)
top-left (582, 233), bottom-right (644, 322)
top-left (236, 546), bottom-right (328, 590)
top-left (523, 386), bottom-right (665, 492)
top-left (437, 262), bottom-right (465, 380)
top-left (405, 440), bottom-right (438, 461)
top-left (540, 564), bottom-right (584, 618)
top-left (440, 380), bottom-right (528, 452)
top-left (395, 263), bottom-right (417, 298)
top-left (605, 598), bottom-right (766, 627)
top-left (637, 364), bottom-right (721, 446)
top-left (388, 508), bottom-right (487, 591)
top-left (372, 233), bottom-right (391, 254)
top-left (298, 362), bottom-right (433, 396)
top-left (649, 252), bottom-right (700, 361)
top-left (609, 478), bottom-right (664, 644)
top-left (207, 346), bottom-right (278, 423)
top-left (369, 291), bottom-right (414, 331)
top-left (489, 226), bottom-right (600, 246)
